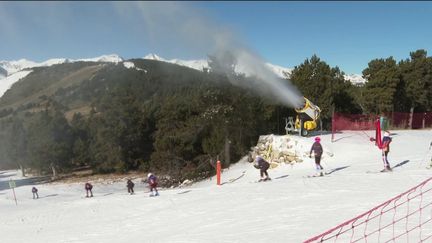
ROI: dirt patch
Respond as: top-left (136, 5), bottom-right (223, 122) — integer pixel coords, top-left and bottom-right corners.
top-left (49, 170), bottom-right (146, 185)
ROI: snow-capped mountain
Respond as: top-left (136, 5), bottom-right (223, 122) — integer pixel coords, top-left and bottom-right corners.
top-left (0, 54), bottom-right (123, 77)
top-left (0, 66), bottom-right (7, 78)
top-left (76, 54), bottom-right (123, 64)
top-left (0, 54), bottom-right (124, 98)
top-left (265, 63), bottom-right (292, 79)
top-left (0, 70), bottom-right (33, 97)
top-left (143, 54), bottom-right (293, 79)
top-left (0, 53), bottom-right (365, 98)
top-left (143, 54), bottom-right (366, 84)
top-left (144, 54), bottom-right (209, 72)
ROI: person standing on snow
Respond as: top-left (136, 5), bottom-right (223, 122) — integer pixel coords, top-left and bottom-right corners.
top-left (126, 179), bottom-right (135, 195)
top-left (32, 187), bottom-right (39, 199)
top-left (147, 173), bottom-right (159, 197)
top-left (85, 182), bottom-right (93, 198)
top-left (429, 141), bottom-right (432, 168)
top-left (310, 137), bottom-right (324, 176)
top-left (381, 131), bottom-right (392, 171)
top-left (254, 156), bottom-right (271, 181)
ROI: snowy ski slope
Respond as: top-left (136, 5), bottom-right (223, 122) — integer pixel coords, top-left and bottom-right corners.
top-left (1, 130), bottom-right (431, 243)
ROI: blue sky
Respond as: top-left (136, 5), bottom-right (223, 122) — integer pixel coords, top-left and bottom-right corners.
top-left (1, 2), bottom-right (431, 74)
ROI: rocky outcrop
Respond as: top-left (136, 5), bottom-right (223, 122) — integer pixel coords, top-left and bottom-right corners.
top-left (248, 134), bottom-right (306, 168)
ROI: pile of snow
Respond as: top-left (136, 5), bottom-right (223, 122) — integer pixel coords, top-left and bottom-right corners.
top-left (1, 130), bottom-right (432, 242)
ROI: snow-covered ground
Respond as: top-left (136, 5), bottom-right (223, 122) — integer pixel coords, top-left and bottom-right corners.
top-left (1, 130), bottom-right (431, 242)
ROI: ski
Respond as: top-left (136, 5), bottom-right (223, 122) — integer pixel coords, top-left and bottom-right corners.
top-left (303, 171), bottom-right (329, 178)
top-left (304, 174), bottom-right (326, 178)
top-left (366, 170), bottom-right (392, 174)
top-left (253, 178), bottom-right (272, 183)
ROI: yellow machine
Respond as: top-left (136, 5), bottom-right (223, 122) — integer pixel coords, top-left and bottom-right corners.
top-left (286, 97), bottom-right (321, 136)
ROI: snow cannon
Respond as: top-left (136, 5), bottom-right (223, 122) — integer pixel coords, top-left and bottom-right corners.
top-left (294, 97), bottom-right (321, 136)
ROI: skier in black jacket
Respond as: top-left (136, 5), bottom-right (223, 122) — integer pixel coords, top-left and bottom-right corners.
top-left (310, 137), bottom-right (324, 176)
top-left (255, 156), bottom-right (270, 181)
top-left (85, 182), bottom-right (93, 198)
top-left (126, 179), bottom-right (135, 195)
top-left (32, 187), bottom-right (39, 199)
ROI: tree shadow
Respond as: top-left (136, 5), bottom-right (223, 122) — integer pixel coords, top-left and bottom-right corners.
top-left (0, 174), bottom-right (12, 179)
top-left (221, 171), bottom-right (246, 185)
top-left (0, 174), bottom-right (51, 191)
top-left (326, 166), bottom-right (350, 175)
top-left (39, 194), bottom-right (58, 199)
top-left (392, 160), bottom-right (410, 169)
top-left (177, 190), bottom-right (192, 194)
top-left (333, 135), bottom-right (357, 142)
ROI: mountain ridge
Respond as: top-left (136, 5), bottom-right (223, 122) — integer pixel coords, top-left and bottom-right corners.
top-left (0, 53), bottom-right (365, 97)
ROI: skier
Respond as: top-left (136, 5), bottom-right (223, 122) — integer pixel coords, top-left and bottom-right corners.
top-left (147, 173), bottom-right (159, 197)
top-left (85, 182), bottom-right (93, 198)
top-left (381, 131), bottom-right (392, 172)
top-left (126, 179), bottom-right (135, 195)
top-left (309, 136), bottom-right (324, 176)
top-left (254, 155), bottom-right (270, 181)
top-left (32, 187), bottom-right (39, 199)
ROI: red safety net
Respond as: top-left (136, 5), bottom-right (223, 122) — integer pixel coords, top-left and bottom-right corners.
top-left (332, 112), bottom-right (432, 142)
top-left (304, 177), bottom-right (432, 242)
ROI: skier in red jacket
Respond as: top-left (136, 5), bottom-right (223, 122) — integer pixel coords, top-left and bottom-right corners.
top-left (147, 173), bottom-right (159, 197)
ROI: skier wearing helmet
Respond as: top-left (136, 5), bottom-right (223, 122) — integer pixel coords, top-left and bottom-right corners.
top-left (310, 137), bottom-right (324, 176)
top-left (147, 173), bottom-right (159, 197)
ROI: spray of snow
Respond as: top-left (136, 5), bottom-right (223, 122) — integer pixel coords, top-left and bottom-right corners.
top-left (115, 2), bottom-right (304, 108)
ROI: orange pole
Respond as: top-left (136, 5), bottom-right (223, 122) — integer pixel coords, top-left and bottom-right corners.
top-left (216, 160), bottom-right (221, 185)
